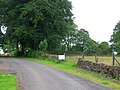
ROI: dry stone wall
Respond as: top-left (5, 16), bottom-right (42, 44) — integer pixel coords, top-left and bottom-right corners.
top-left (77, 58), bottom-right (120, 79)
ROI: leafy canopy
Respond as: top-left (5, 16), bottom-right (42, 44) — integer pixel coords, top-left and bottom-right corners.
top-left (0, 0), bottom-right (74, 55)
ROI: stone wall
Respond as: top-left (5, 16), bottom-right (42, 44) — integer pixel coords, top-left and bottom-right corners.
top-left (77, 58), bottom-right (120, 79)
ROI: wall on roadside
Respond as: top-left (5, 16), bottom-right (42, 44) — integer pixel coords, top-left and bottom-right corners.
top-left (77, 58), bottom-right (120, 79)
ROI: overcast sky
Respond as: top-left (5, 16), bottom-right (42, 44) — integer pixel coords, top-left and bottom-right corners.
top-left (69, 0), bottom-right (120, 42)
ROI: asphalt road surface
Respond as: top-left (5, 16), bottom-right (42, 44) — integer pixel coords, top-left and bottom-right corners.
top-left (0, 58), bottom-right (112, 90)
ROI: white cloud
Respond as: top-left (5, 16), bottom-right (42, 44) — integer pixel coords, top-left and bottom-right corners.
top-left (69, 0), bottom-right (120, 42)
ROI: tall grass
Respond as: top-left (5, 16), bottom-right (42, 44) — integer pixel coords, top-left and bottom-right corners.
top-left (66, 55), bottom-right (120, 66)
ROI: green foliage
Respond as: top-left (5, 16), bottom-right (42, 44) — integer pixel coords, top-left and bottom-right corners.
top-left (27, 50), bottom-right (48, 58)
top-left (63, 28), bottom-right (98, 55)
top-left (27, 50), bottom-right (38, 57)
top-left (110, 21), bottom-right (120, 54)
top-left (63, 28), bottom-right (111, 55)
top-left (76, 29), bottom-right (97, 53)
top-left (0, 0), bottom-right (74, 56)
top-left (0, 0), bottom-right (112, 56)
top-left (3, 41), bottom-right (16, 55)
top-left (0, 30), bottom-right (4, 48)
top-left (39, 39), bottom-right (48, 52)
top-left (97, 42), bottom-right (110, 55)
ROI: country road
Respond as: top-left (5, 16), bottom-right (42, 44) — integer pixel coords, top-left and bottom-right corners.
top-left (0, 58), bottom-right (112, 90)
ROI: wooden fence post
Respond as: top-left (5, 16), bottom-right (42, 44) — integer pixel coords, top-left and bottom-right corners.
top-left (112, 53), bottom-right (115, 66)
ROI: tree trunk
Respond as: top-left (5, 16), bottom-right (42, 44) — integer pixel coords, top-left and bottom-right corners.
top-left (21, 43), bottom-right (25, 56)
top-left (16, 37), bottom-right (19, 52)
top-left (82, 52), bottom-right (84, 59)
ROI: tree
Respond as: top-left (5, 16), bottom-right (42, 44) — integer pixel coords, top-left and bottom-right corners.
top-left (63, 28), bottom-right (98, 55)
top-left (97, 42), bottom-right (110, 55)
top-left (0, 27), bottom-right (4, 48)
top-left (73, 29), bottom-right (97, 54)
top-left (61, 24), bottom-right (77, 52)
top-left (0, 0), bottom-right (74, 56)
top-left (110, 21), bottom-right (120, 54)
top-left (39, 39), bottom-right (48, 53)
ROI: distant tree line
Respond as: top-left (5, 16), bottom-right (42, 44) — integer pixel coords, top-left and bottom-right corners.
top-left (0, 0), bottom-right (119, 57)
top-left (61, 28), bottom-right (111, 55)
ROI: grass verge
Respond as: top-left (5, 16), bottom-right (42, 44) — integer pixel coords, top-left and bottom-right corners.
top-left (25, 58), bottom-right (120, 90)
top-left (0, 73), bottom-right (17, 90)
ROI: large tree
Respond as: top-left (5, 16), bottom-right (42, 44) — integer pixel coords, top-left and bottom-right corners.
top-left (0, 0), bottom-right (74, 55)
top-left (74, 29), bottom-right (97, 54)
top-left (62, 28), bottom-right (98, 55)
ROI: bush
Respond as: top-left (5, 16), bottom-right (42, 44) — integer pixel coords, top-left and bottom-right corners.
top-left (39, 39), bottom-right (48, 53)
top-left (15, 51), bottom-right (23, 56)
top-left (27, 50), bottom-right (44, 58)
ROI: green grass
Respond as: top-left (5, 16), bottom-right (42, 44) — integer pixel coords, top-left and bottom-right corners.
top-left (0, 73), bottom-right (17, 90)
top-left (25, 57), bottom-right (120, 90)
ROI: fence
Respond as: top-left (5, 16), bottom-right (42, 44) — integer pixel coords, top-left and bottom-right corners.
top-left (77, 58), bottom-right (120, 79)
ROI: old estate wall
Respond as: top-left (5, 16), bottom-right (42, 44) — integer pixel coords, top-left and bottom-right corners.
top-left (77, 58), bottom-right (120, 79)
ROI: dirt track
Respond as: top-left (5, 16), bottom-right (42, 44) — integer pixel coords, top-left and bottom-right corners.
top-left (0, 58), bottom-right (112, 90)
